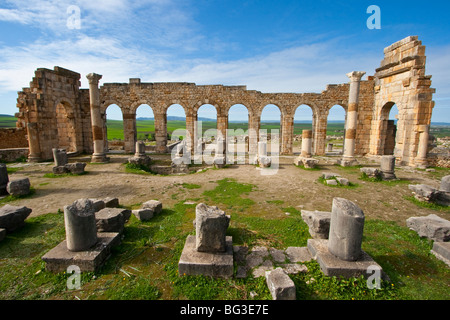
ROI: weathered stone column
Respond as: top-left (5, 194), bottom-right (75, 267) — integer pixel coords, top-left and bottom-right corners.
top-left (327, 198), bottom-right (365, 261)
top-left (87, 73), bottom-right (108, 163)
top-left (186, 111), bottom-right (196, 155)
top-left (27, 122), bottom-right (42, 162)
top-left (0, 163), bottom-right (8, 196)
top-left (415, 124), bottom-right (430, 168)
top-left (64, 199), bottom-right (98, 252)
top-left (281, 114), bottom-right (294, 155)
top-left (301, 130), bottom-right (313, 158)
top-left (217, 114), bottom-right (228, 153)
top-left (123, 112), bottom-right (137, 154)
top-left (342, 71), bottom-right (366, 166)
top-left (248, 113), bottom-right (260, 164)
top-left (154, 111), bottom-right (167, 153)
top-left (313, 112), bottom-right (327, 156)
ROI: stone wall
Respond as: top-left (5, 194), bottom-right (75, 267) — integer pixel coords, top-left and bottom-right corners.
top-left (0, 128), bottom-right (28, 149)
top-left (15, 36), bottom-right (436, 167)
top-left (0, 148), bottom-right (29, 162)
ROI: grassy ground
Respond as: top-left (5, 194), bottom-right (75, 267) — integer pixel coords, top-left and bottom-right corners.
top-left (0, 177), bottom-right (448, 300)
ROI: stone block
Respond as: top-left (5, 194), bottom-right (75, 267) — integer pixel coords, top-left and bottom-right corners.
top-left (302, 158), bottom-right (319, 169)
top-left (65, 162), bottom-right (86, 174)
top-left (52, 166), bottom-right (69, 174)
top-left (89, 199), bottom-right (106, 212)
top-left (142, 200), bottom-right (162, 214)
top-left (326, 179), bottom-right (338, 186)
top-left (178, 235), bottom-right (234, 279)
top-left (308, 239), bottom-right (388, 280)
top-left (408, 184), bottom-right (439, 202)
top-left (406, 214), bottom-right (450, 242)
top-left (0, 204), bottom-right (32, 232)
top-left (95, 207), bottom-right (131, 234)
top-left (132, 208), bottom-right (154, 221)
top-left (301, 210), bottom-right (331, 239)
top-left (265, 268), bottom-right (296, 300)
top-left (6, 178), bottom-right (31, 197)
top-left (41, 232), bottom-right (121, 273)
top-left (440, 175), bottom-right (450, 193)
top-left (0, 163), bottom-right (9, 196)
top-left (322, 172), bottom-right (340, 179)
top-left (336, 177), bottom-right (349, 186)
top-left (431, 242), bottom-right (450, 267)
top-left (195, 203), bottom-right (230, 253)
top-left (104, 197), bottom-right (119, 208)
top-left (360, 167), bottom-right (381, 178)
top-left (284, 246), bottom-right (313, 263)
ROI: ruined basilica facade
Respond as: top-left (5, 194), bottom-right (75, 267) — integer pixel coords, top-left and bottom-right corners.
top-left (15, 36), bottom-right (435, 167)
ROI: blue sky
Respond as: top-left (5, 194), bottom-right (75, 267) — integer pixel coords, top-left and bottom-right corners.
top-left (0, 0), bottom-right (449, 121)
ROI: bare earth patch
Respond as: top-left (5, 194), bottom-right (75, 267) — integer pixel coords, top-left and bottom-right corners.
top-left (4, 154), bottom-right (449, 225)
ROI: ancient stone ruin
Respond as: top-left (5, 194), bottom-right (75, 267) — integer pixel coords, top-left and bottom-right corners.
top-left (178, 203), bottom-right (234, 278)
top-left (307, 198), bottom-right (387, 280)
top-left (42, 198), bottom-right (122, 272)
top-left (14, 36), bottom-right (435, 169)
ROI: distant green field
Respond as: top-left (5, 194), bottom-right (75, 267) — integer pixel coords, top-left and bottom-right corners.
top-left (0, 116), bottom-right (17, 128)
top-left (106, 119), bottom-right (347, 140)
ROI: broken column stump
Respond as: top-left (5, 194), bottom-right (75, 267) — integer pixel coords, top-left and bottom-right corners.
top-left (307, 198), bottom-right (387, 280)
top-left (178, 203), bottom-right (233, 278)
top-left (42, 198), bottom-right (120, 272)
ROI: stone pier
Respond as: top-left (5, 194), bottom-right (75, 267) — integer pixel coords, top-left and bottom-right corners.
top-left (341, 71), bottom-right (366, 167)
top-left (178, 203), bottom-right (234, 278)
top-left (87, 73), bottom-right (108, 163)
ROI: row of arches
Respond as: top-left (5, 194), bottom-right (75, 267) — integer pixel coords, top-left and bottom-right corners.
top-left (54, 99), bottom-right (400, 157)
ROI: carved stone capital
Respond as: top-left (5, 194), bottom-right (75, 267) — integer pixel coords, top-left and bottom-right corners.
top-left (346, 71), bottom-right (366, 82)
top-left (86, 73), bottom-right (103, 85)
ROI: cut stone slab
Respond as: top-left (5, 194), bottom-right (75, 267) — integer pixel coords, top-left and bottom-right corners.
top-left (406, 214), bottom-right (450, 242)
top-left (142, 200), bottom-right (162, 214)
top-left (326, 179), bottom-right (338, 186)
top-left (104, 197), bottom-right (119, 208)
top-left (285, 247), bottom-right (313, 263)
top-left (360, 167), bottom-right (381, 178)
top-left (307, 239), bottom-right (388, 280)
top-left (6, 178), bottom-right (31, 197)
top-left (0, 228), bottom-right (5, 242)
top-left (0, 204), bottom-right (32, 232)
top-left (95, 207), bottom-right (131, 234)
top-left (41, 232), bottom-right (121, 273)
top-left (65, 162), bottom-right (86, 174)
top-left (89, 199), bottom-right (106, 212)
top-left (440, 175), bottom-right (450, 193)
top-left (132, 208), bottom-right (154, 221)
top-left (265, 268), bottom-right (296, 300)
top-left (301, 210), bottom-right (331, 239)
top-left (269, 247), bottom-right (287, 263)
top-left (279, 263), bottom-right (308, 275)
top-left (0, 163), bottom-right (9, 196)
top-left (408, 184), bottom-right (439, 202)
top-left (322, 172), bottom-right (340, 179)
top-left (336, 177), bottom-right (349, 186)
top-left (252, 260), bottom-right (274, 278)
top-left (431, 242), bottom-right (450, 267)
top-left (178, 235), bottom-right (234, 279)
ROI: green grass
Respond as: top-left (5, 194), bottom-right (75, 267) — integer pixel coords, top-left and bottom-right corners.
top-left (404, 195), bottom-right (450, 212)
top-left (318, 176), bottom-right (358, 188)
top-left (181, 183), bottom-right (201, 189)
top-left (0, 187), bottom-right (36, 205)
top-left (0, 178), bottom-right (449, 300)
top-left (123, 162), bottom-right (155, 175)
top-left (43, 172), bottom-right (88, 178)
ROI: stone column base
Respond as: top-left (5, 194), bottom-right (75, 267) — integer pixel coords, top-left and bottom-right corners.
top-left (91, 154), bottom-right (109, 163)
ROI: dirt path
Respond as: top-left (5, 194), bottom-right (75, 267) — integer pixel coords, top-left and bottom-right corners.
top-left (4, 154), bottom-right (449, 225)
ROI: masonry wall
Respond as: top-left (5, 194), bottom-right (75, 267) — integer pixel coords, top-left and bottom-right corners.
top-left (0, 128), bottom-right (28, 149)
